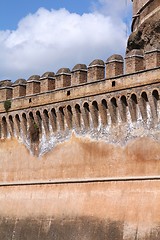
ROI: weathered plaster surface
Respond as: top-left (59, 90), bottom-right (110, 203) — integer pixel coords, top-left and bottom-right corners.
top-left (0, 135), bottom-right (160, 239)
top-left (0, 135), bottom-right (160, 183)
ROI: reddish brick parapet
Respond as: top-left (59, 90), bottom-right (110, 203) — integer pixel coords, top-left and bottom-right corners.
top-left (0, 48), bottom-right (159, 102)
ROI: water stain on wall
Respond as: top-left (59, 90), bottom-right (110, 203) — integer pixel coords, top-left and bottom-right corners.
top-left (0, 217), bottom-right (160, 240)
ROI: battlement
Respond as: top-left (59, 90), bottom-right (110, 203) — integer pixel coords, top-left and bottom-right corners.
top-left (0, 47), bottom-right (159, 155)
top-left (0, 49), bottom-right (159, 103)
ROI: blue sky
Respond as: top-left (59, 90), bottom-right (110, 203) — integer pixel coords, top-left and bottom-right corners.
top-left (0, 0), bottom-right (132, 80)
top-left (0, 0), bottom-right (93, 30)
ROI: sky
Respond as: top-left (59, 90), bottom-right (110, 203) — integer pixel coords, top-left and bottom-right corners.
top-left (0, 0), bottom-right (132, 81)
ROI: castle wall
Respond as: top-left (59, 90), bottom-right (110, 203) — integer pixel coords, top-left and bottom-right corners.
top-left (0, 137), bottom-right (160, 239)
top-left (0, 59), bottom-right (159, 240)
top-left (0, 180), bottom-right (160, 240)
top-left (0, 2), bottom-right (159, 237)
top-left (0, 136), bottom-right (160, 183)
top-left (0, 50), bottom-right (159, 112)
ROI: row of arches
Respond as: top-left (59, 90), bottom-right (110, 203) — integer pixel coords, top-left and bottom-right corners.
top-left (0, 89), bottom-right (159, 140)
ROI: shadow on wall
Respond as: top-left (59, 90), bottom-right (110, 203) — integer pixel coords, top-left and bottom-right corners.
top-left (0, 217), bottom-right (160, 240)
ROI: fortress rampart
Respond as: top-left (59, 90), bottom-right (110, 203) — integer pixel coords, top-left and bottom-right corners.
top-left (0, 49), bottom-right (159, 148)
top-left (0, 49), bottom-right (159, 104)
top-left (0, 1), bottom-right (160, 239)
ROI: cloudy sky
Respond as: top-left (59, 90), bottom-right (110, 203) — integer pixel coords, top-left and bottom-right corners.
top-left (0, 0), bottom-right (132, 81)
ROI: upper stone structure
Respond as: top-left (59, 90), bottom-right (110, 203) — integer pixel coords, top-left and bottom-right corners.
top-left (127, 0), bottom-right (160, 52)
top-left (132, 0), bottom-right (150, 17)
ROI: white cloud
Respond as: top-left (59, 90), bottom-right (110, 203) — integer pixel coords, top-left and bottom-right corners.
top-left (0, 2), bottom-right (132, 81)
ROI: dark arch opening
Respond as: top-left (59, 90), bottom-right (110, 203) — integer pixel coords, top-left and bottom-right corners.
top-left (66, 105), bottom-right (73, 129)
top-left (102, 99), bottom-right (108, 109)
top-left (151, 90), bottom-right (159, 119)
top-left (22, 113), bottom-right (27, 134)
top-left (28, 111), bottom-right (40, 142)
top-left (35, 111), bottom-right (42, 132)
top-left (9, 115), bottom-right (13, 121)
top-left (36, 111), bottom-right (42, 120)
top-left (120, 95), bottom-right (128, 122)
top-left (59, 107), bottom-right (64, 115)
top-left (152, 90), bottom-right (159, 101)
top-left (141, 92), bottom-right (148, 102)
top-left (8, 115), bottom-right (14, 134)
top-left (83, 102), bottom-right (90, 128)
top-left (131, 94), bottom-right (138, 104)
top-left (29, 111), bottom-right (34, 120)
top-left (140, 92), bottom-right (148, 121)
top-left (15, 114), bottom-right (20, 122)
top-left (2, 116), bottom-right (7, 138)
top-left (43, 109), bottom-right (49, 118)
top-left (121, 95), bottom-right (128, 107)
top-left (111, 97), bottom-right (117, 107)
top-left (43, 109), bottom-right (50, 132)
top-left (110, 97), bottom-right (118, 124)
top-left (2, 117), bottom-right (7, 125)
top-left (43, 109), bottom-right (49, 124)
top-left (83, 102), bottom-right (90, 111)
top-left (2, 116), bottom-right (7, 123)
top-left (100, 99), bottom-right (108, 126)
top-left (15, 114), bottom-right (21, 133)
top-left (22, 113), bottom-right (27, 119)
top-left (50, 108), bottom-right (57, 132)
top-left (92, 101), bottom-right (99, 128)
top-left (51, 108), bottom-right (57, 117)
top-left (67, 105), bottom-right (72, 113)
top-left (75, 104), bottom-right (81, 128)
top-left (59, 107), bottom-right (65, 131)
top-left (92, 101), bottom-right (99, 111)
top-left (75, 104), bottom-right (81, 113)
top-left (130, 94), bottom-right (138, 122)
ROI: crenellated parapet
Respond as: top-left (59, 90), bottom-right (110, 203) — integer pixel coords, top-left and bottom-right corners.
top-left (0, 48), bottom-right (159, 153)
top-left (0, 48), bottom-right (159, 102)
